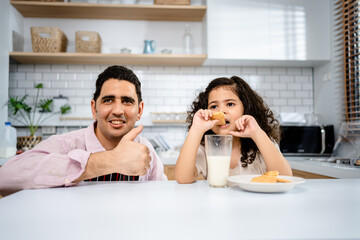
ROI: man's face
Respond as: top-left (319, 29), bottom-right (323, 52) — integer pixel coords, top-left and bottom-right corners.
top-left (91, 79), bottom-right (143, 148)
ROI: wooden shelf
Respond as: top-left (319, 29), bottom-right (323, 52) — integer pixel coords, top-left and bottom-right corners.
top-left (10, 1), bottom-right (206, 21)
top-left (9, 52), bottom-right (207, 66)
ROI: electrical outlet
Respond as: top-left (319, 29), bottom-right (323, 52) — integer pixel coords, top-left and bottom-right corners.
top-left (42, 126), bottom-right (56, 135)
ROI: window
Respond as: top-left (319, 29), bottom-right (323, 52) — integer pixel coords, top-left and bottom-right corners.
top-left (336, 0), bottom-right (360, 121)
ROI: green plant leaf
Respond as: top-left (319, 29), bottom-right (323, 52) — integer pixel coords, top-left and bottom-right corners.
top-left (35, 83), bottom-right (43, 89)
top-left (60, 104), bottom-right (71, 114)
top-left (8, 83), bottom-right (72, 137)
top-left (38, 99), bottom-right (53, 112)
top-left (8, 95), bottom-right (31, 114)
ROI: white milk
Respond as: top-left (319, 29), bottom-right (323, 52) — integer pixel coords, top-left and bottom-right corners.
top-left (0, 147), bottom-right (17, 158)
top-left (207, 156), bottom-right (231, 187)
top-left (0, 122), bottom-right (17, 159)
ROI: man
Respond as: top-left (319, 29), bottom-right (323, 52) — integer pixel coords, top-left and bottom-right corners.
top-left (0, 65), bottom-right (167, 195)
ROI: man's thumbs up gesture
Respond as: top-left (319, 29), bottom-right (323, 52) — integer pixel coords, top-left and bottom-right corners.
top-left (110, 125), bottom-right (151, 176)
top-left (75, 125), bottom-right (151, 183)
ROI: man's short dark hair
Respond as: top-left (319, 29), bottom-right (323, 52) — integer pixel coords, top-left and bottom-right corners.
top-left (93, 65), bottom-right (142, 103)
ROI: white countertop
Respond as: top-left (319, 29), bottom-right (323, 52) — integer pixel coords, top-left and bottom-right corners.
top-left (162, 156), bottom-right (360, 179)
top-left (287, 157), bottom-right (360, 179)
top-left (0, 180), bottom-right (359, 240)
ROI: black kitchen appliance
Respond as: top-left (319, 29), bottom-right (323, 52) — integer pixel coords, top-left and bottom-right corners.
top-left (279, 125), bottom-right (335, 156)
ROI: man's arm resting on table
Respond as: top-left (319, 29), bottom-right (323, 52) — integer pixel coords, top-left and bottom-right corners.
top-left (73, 151), bottom-right (114, 183)
top-left (73, 141), bottom-right (151, 183)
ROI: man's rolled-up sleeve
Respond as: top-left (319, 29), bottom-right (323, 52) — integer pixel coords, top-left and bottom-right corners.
top-left (0, 137), bottom-right (91, 192)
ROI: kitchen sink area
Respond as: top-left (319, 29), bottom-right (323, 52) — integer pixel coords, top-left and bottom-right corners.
top-left (287, 156), bottom-right (360, 179)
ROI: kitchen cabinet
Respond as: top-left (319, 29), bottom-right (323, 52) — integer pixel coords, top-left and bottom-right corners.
top-left (9, 0), bottom-right (207, 66)
top-left (292, 169), bottom-right (335, 179)
top-left (164, 165), bottom-right (176, 180)
top-left (205, 0), bottom-right (331, 67)
top-left (288, 158), bottom-right (360, 179)
top-left (164, 165), bottom-right (204, 180)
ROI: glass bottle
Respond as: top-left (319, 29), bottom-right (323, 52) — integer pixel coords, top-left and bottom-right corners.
top-left (183, 24), bottom-right (193, 54)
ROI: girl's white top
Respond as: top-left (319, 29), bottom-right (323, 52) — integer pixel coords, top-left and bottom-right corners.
top-left (196, 142), bottom-right (281, 179)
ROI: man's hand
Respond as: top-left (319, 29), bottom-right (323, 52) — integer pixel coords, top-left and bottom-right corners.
top-left (74, 125), bottom-right (151, 183)
top-left (109, 125), bottom-right (151, 176)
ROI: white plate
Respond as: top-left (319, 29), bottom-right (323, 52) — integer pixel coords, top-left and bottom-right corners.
top-left (227, 175), bottom-right (305, 193)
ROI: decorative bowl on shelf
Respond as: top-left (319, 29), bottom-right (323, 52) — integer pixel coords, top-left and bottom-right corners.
top-left (120, 47), bottom-right (131, 54)
top-left (150, 112), bottom-right (187, 124)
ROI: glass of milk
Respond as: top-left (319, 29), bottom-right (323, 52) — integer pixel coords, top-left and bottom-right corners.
top-left (205, 135), bottom-right (233, 187)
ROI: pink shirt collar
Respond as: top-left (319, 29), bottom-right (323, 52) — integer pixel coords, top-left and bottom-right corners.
top-left (85, 122), bottom-right (106, 153)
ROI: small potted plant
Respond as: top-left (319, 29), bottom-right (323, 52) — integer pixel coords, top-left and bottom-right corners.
top-left (8, 83), bottom-right (71, 150)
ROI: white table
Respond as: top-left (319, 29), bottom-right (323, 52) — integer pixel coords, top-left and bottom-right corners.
top-left (0, 180), bottom-right (359, 240)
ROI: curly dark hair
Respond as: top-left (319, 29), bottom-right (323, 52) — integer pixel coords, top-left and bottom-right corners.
top-left (187, 76), bottom-right (280, 167)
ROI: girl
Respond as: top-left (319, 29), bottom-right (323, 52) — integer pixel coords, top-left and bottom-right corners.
top-left (175, 76), bottom-right (292, 184)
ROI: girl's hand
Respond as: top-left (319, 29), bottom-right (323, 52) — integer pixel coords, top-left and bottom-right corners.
top-left (191, 109), bottom-right (219, 134)
top-left (229, 115), bottom-right (262, 139)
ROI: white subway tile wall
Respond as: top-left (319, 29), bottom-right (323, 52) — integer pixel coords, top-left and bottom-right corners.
top-left (9, 64), bottom-right (313, 147)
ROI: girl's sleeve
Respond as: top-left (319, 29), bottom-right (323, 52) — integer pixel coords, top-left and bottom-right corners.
top-left (195, 145), bottom-right (207, 179)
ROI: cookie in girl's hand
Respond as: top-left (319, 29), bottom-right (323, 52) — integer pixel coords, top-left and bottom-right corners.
top-left (210, 112), bottom-right (225, 125)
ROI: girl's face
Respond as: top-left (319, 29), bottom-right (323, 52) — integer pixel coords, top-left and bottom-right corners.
top-left (208, 86), bottom-right (244, 135)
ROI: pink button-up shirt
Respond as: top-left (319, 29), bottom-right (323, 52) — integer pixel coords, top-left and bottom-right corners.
top-left (0, 123), bottom-right (167, 192)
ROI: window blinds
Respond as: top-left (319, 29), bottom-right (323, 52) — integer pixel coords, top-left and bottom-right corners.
top-left (335, 0), bottom-right (360, 121)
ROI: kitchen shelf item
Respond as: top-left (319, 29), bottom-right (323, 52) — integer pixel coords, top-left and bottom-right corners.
top-left (0, 122), bottom-right (17, 159)
top-left (183, 24), bottom-right (193, 54)
top-left (9, 52), bottom-right (207, 66)
top-left (52, 95), bottom-right (68, 112)
top-left (152, 120), bottom-right (186, 124)
top-left (150, 112), bottom-right (187, 124)
top-left (143, 40), bottom-right (156, 54)
top-left (75, 31), bottom-right (101, 53)
top-left (10, 1), bottom-right (206, 21)
top-left (154, 0), bottom-right (190, 5)
top-left (17, 136), bottom-right (42, 151)
top-left (29, 0), bottom-right (64, 2)
top-left (120, 48), bottom-right (131, 54)
top-left (30, 26), bottom-right (67, 52)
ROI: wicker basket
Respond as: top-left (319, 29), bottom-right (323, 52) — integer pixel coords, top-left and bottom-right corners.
top-left (75, 31), bottom-right (101, 53)
top-left (154, 0), bottom-right (190, 5)
top-left (17, 136), bottom-right (42, 151)
top-left (31, 27), bottom-right (67, 52)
